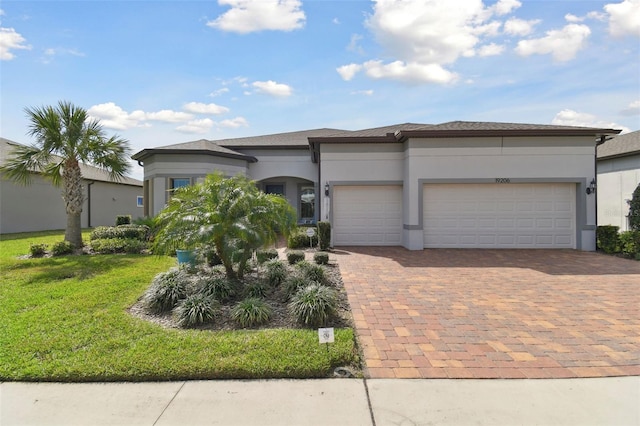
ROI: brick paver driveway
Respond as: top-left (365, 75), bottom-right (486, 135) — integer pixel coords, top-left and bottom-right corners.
top-left (336, 248), bottom-right (640, 379)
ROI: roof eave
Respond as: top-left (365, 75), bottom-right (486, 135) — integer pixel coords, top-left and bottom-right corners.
top-left (396, 128), bottom-right (622, 141)
top-left (131, 149), bottom-right (257, 163)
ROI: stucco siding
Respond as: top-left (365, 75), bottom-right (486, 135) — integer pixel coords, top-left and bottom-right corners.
top-left (88, 181), bottom-right (144, 226)
top-left (143, 154), bottom-right (248, 179)
top-left (244, 149), bottom-right (316, 182)
top-left (597, 158), bottom-right (640, 230)
top-left (321, 144), bottom-right (404, 182)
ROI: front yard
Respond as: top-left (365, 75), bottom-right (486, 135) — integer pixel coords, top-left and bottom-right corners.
top-left (0, 231), bottom-right (359, 382)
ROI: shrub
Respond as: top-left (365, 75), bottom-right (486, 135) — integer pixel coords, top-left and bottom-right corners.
top-left (287, 229), bottom-right (318, 249)
top-left (314, 251), bottom-right (329, 265)
top-left (619, 231), bottom-right (640, 257)
top-left (318, 221), bottom-right (331, 250)
top-left (283, 275), bottom-right (308, 300)
top-left (116, 215), bottom-right (132, 226)
top-left (143, 268), bottom-right (188, 313)
top-left (596, 225), bottom-right (620, 254)
top-left (244, 280), bottom-right (269, 298)
top-left (265, 259), bottom-right (287, 287)
top-left (29, 243), bottom-right (48, 257)
top-left (629, 183), bottom-right (640, 231)
top-left (297, 262), bottom-right (327, 284)
top-left (257, 248), bottom-right (279, 263)
top-left (91, 238), bottom-right (146, 254)
top-left (287, 250), bottom-right (305, 265)
top-left (231, 297), bottom-right (272, 327)
top-left (202, 248), bottom-right (222, 266)
top-left (90, 225), bottom-right (149, 241)
top-left (174, 294), bottom-right (218, 327)
top-left (51, 241), bottom-right (74, 256)
top-left (289, 284), bottom-right (338, 327)
top-left (199, 276), bottom-right (235, 302)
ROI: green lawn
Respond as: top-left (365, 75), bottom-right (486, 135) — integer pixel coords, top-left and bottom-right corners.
top-left (0, 231), bottom-right (359, 382)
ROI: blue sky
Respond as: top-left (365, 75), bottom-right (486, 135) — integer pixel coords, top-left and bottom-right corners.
top-left (1, 0), bottom-right (639, 180)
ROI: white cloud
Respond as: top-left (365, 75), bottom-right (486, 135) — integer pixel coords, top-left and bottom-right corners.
top-left (209, 88), bottom-right (230, 97)
top-left (252, 80), bottom-right (292, 97)
top-left (145, 110), bottom-right (193, 123)
top-left (347, 34), bottom-right (364, 54)
top-left (338, 0), bottom-right (523, 85)
top-left (336, 63), bottom-right (362, 81)
top-left (604, 0), bottom-right (640, 37)
top-left (0, 27), bottom-right (31, 60)
top-left (183, 101), bottom-right (230, 115)
top-left (565, 13), bottom-right (583, 23)
top-left (477, 43), bottom-right (505, 56)
top-left (332, 18), bottom-right (340, 25)
top-left (176, 118), bottom-right (215, 134)
top-left (207, 0), bottom-right (305, 33)
top-left (351, 90), bottom-right (374, 96)
top-left (363, 60), bottom-right (458, 84)
top-left (88, 103), bottom-right (147, 130)
top-left (219, 117), bottom-right (249, 128)
top-left (620, 99), bottom-right (640, 115)
top-left (552, 109), bottom-right (630, 133)
top-left (515, 24), bottom-right (591, 61)
top-left (504, 17), bottom-right (540, 36)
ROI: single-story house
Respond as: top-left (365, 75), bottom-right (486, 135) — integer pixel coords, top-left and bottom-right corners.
top-left (597, 130), bottom-right (640, 231)
top-left (1, 137), bottom-right (144, 234)
top-left (132, 121), bottom-right (620, 251)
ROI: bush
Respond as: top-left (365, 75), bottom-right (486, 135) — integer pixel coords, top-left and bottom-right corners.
top-left (91, 238), bottom-right (146, 254)
top-left (596, 225), bottom-right (620, 254)
top-left (318, 221), bottom-right (331, 250)
top-left (90, 225), bottom-right (149, 242)
top-left (231, 297), bottom-right (272, 327)
top-left (199, 276), bottom-right (235, 302)
top-left (314, 252), bottom-right (329, 265)
top-left (619, 231), bottom-right (640, 257)
top-left (257, 248), bottom-right (279, 264)
top-left (29, 243), bottom-right (48, 257)
top-left (287, 250), bottom-right (305, 265)
top-left (283, 275), bottom-right (308, 300)
top-left (289, 284), bottom-right (338, 327)
top-left (116, 215), bottom-right (132, 226)
top-left (52, 241), bottom-right (74, 256)
top-left (174, 294), bottom-right (218, 327)
top-left (244, 281), bottom-right (269, 298)
top-left (287, 229), bottom-right (318, 249)
top-left (143, 268), bottom-right (188, 313)
top-left (629, 183), bottom-right (640, 231)
top-left (265, 259), bottom-right (287, 287)
top-left (297, 261), bottom-right (327, 284)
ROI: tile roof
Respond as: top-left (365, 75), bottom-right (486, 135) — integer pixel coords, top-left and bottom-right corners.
top-left (597, 130), bottom-right (640, 159)
top-left (325, 123), bottom-right (431, 138)
top-left (424, 120), bottom-right (605, 131)
top-left (1, 137), bottom-right (142, 186)
top-left (217, 128), bottom-right (345, 147)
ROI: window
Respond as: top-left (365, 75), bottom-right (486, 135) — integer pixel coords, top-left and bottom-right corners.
top-left (170, 178), bottom-right (191, 190)
top-left (136, 196), bottom-right (143, 208)
top-left (265, 183), bottom-right (285, 195)
top-left (299, 185), bottom-right (315, 223)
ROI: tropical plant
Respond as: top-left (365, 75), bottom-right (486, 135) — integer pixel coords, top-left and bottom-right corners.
top-left (143, 268), bottom-right (188, 313)
top-left (264, 259), bottom-right (287, 287)
top-left (198, 276), bottom-right (236, 302)
top-left (153, 172), bottom-right (297, 279)
top-left (29, 243), bottom-right (48, 257)
top-left (0, 101), bottom-right (130, 248)
top-left (289, 284), bottom-right (337, 327)
top-left (629, 183), bottom-right (640, 231)
top-left (231, 297), bottom-right (272, 327)
top-left (174, 294), bottom-right (218, 327)
top-left (297, 261), bottom-right (327, 284)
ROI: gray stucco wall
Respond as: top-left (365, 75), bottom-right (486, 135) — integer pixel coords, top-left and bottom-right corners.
top-left (597, 154), bottom-right (640, 230)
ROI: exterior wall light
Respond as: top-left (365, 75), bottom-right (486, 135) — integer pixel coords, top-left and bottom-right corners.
top-left (586, 179), bottom-right (597, 195)
top-left (324, 182), bottom-right (330, 196)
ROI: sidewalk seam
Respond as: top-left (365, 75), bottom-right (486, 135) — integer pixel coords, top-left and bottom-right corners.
top-left (363, 378), bottom-right (377, 426)
top-left (152, 381), bottom-right (186, 426)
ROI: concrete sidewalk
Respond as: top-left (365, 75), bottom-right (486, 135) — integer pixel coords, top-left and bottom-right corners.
top-left (1, 377), bottom-right (638, 426)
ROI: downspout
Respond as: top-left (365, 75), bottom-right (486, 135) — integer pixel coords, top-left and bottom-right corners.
top-left (87, 181), bottom-right (95, 228)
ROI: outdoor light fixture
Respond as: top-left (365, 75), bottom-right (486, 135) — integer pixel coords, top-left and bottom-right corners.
top-left (324, 182), bottom-right (330, 196)
top-left (586, 179), bottom-right (597, 195)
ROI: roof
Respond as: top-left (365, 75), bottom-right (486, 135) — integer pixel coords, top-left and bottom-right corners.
top-left (132, 139), bottom-right (258, 163)
top-left (1, 137), bottom-right (142, 187)
top-left (597, 130), bottom-right (640, 160)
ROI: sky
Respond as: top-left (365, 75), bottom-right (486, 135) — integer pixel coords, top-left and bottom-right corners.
top-left (1, 0), bottom-right (639, 180)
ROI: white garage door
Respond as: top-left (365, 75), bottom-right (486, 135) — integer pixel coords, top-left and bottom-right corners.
top-left (333, 185), bottom-right (402, 246)
top-left (423, 183), bottom-right (575, 248)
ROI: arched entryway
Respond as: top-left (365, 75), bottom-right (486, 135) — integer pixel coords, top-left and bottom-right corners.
top-left (259, 177), bottom-right (317, 224)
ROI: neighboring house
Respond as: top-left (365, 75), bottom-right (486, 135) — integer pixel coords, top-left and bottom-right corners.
top-left (597, 130), bottom-right (640, 231)
top-left (1, 137), bottom-right (143, 234)
top-left (132, 121), bottom-right (620, 251)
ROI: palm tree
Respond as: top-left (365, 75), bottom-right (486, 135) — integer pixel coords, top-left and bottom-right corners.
top-left (154, 172), bottom-right (297, 279)
top-left (0, 101), bottom-right (131, 248)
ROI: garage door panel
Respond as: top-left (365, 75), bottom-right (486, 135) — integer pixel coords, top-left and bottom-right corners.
top-left (424, 183), bottom-right (575, 249)
top-left (334, 186), bottom-right (402, 246)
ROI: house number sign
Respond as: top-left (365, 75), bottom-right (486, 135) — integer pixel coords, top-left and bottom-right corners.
top-left (495, 178), bottom-right (511, 183)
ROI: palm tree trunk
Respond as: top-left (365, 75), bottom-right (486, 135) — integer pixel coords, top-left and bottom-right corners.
top-left (63, 159), bottom-right (84, 248)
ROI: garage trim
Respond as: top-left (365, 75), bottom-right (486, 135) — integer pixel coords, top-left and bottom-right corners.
top-left (411, 178), bottom-right (589, 250)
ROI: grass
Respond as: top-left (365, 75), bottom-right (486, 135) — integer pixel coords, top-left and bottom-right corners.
top-left (0, 230), bottom-right (359, 382)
